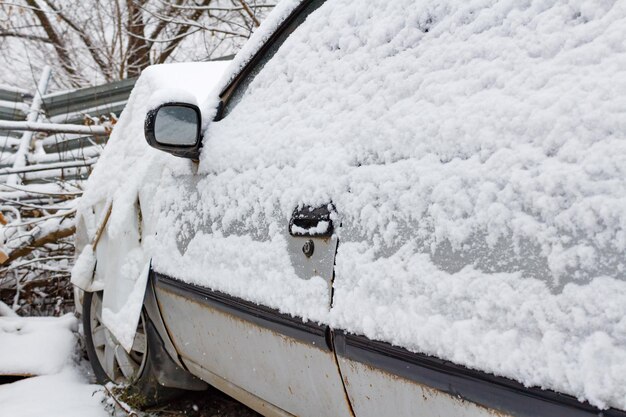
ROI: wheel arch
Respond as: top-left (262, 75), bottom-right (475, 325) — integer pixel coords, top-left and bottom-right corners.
top-left (79, 267), bottom-right (207, 393)
top-left (142, 268), bottom-right (208, 391)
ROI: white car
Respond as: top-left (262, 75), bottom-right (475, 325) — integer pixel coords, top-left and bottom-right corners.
top-left (73, 1), bottom-right (626, 416)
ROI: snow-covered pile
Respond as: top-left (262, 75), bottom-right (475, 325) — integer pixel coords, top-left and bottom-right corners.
top-left (75, 62), bottom-right (229, 350)
top-left (0, 314), bottom-right (107, 417)
top-left (79, 62), bottom-right (230, 211)
top-left (77, 0), bottom-right (626, 410)
top-left (0, 314), bottom-right (77, 375)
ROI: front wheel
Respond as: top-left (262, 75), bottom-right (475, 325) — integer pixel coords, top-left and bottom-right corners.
top-left (83, 291), bottom-right (180, 407)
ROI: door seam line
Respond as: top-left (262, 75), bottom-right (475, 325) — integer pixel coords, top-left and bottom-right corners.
top-left (329, 328), bottom-right (357, 417)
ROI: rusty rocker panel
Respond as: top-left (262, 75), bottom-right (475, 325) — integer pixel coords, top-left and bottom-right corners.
top-left (153, 274), bottom-right (353, 417)
top-left (153, 274), bottom-right (626, 417)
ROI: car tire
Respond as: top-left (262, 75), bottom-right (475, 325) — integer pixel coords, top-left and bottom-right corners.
top-left (83, 290), bottom-right (181, 407)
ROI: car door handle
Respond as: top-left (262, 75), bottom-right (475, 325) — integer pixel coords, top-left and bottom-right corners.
top-left (289, 204), bottom-right (335, 238)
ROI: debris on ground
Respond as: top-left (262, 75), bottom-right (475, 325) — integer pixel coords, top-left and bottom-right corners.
top-left (0, 312), bottom-right (260, 416)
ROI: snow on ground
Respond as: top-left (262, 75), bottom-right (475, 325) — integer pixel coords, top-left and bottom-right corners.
top-left (0, 313), bottom-right (108, 417)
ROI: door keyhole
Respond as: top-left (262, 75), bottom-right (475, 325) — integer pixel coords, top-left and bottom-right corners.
top-left (302, 240), bottom-right (315, 258)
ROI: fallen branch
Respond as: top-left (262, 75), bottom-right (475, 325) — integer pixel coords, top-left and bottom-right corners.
top-left (0, 255), bottom-right (75, 273)
top-left (0, 120), bottom-right (110, 135)
top-left (0, 182), bottom-right (83, 196)
top-left (0, 158), bottom-right (97, 176)
top-left (4, 223), bottom-right (76, 265)
top-left (8, 208), bottom-right (77, 228)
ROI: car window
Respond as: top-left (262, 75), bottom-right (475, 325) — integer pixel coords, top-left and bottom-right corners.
top-left (220, 0), bottom-right (325, 119)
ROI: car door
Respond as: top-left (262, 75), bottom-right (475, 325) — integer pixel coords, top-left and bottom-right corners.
top-left (150, 2), bottom-right (353, 417)
top-left (146, 1), bottom-right (623, 416)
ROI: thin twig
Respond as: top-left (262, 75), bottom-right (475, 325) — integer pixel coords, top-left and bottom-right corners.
top-left (7, 208), bottom-right (75, 228)
top-left (0, 182), bottom-right (83, 196)
top-left (0, 255), bottom-right (74, 273)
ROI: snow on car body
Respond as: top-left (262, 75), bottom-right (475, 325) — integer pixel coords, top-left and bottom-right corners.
top-left (73, 1), bottom-right (626, 416)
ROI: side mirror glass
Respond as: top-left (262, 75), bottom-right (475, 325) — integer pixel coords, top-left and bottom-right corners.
top-left (145, 103), bottom-right (202, 159)
top-left (154, 105), bottom-right (199, 146)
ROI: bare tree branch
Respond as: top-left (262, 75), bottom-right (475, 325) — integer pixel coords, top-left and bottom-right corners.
top-left (147, 0), bottom-right (182, 43)
top-left (125, 0), bottom-right (150, 77)
top-left (4, 222), bottom-right (75, 264)
top-left (153, 0), bottom-right (275, 12)
top-left (156, 0), bottom-right (212, 64)
top-left (238, 0), bottom-right (260, 27)
top-left (0, 1), bottom-right (55, 12)
top-left (2, 0), bottom-right (275, 86)
top-left (42, 0), bottom-right (114, 81)
top-left (127, 27), bottom-right (203, 44)
top-left (23, 0), bottom-right (84, 87)
top-left (0, 29), bottom-right (51, 43)
top-left (136, 5), bottom-right (246, 39)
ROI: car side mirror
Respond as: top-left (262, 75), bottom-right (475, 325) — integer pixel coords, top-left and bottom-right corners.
top-left (144, 102), bottom-right (202, 160)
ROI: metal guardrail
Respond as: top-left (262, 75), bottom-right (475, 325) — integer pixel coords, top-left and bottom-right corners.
top-left (0, 120), bottom-right (109, 135)
top-left (0, 84), bottom-right (30, 104)
top-left (0, 75), bottom-right (137, 184)
top-left (0, 89), bottom-right (29, 103)
top-left (0, 102), bottom-right (27, 123)
top-left (0, 85), bottom-right (31, 127)
top-left (43, 77), bottom-right (137, 120)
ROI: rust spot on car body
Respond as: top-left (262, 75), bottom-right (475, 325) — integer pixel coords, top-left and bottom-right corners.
top-left (344, 359), bottom-right (514, 417)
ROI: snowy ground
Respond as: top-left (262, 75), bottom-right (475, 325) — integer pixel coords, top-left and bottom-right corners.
top-left (0, 313), bottom-right (108, 417)
top-left (0, 309), bottom-right (259, 417)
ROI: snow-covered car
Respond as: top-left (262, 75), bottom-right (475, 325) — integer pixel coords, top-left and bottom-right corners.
top-left (72, 1), bottom-right (626, 416)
